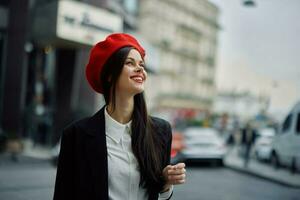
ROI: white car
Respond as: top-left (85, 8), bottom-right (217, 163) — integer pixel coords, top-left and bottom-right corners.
top-left (254, 128), bottom-right (275, 161)
top-left (177, 127), bottom-right (227, 165)
top-left (271, 101), bottom-right (300, 172)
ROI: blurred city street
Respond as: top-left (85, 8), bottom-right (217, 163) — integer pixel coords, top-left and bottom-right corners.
top-left (1, 152), bottom-right (300, 200)
top-left (172, 166), bottom-right (300, 200)
top-left (225, 146), bottom-right (300, 188)
top-left (0, 154), bottom-right (55, 200)
top-left (1, 0), bottom-right (300, 199)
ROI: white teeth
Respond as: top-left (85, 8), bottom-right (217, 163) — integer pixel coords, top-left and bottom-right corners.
top-left (132, 77), bottom-right (143, 81)
top-left (132, 77), bottom-right (143, 82)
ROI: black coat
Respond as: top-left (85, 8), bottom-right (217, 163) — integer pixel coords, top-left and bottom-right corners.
top-left (53, 106), bottom-right (173, 200)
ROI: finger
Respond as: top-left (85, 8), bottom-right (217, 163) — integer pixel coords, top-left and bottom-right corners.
top-left (167, 170), bottom-right (185, 176)
top-left (163, 165), bottom-right (172, 173)
top-left (174, 163), bottom-right (185, 169)
top-left (167, 168), bottom-right (186, 175)
top-left (168, 174), bottom-right (186, 181)
top-left (174, 179), bottom-right (185, 184)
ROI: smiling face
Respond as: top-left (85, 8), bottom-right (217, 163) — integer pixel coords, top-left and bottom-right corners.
top-left (115, 49), bottom-right (147, 96)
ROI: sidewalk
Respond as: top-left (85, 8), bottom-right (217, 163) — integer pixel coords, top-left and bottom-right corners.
top-left (0, 139), bottom-right (52, 167)
top-left (0, 152), bottom-right (50, 167)
top-left (224, 146), bottom-right (300, 188)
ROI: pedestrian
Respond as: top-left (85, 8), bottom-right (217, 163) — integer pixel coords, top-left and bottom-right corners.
top-left (53, 33), bottom-right (186, 200)
top-left (241, 121), bottom-right (257, 167)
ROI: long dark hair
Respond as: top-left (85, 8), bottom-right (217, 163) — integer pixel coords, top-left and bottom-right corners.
top-left (100, 47), bottom-right (165, 194)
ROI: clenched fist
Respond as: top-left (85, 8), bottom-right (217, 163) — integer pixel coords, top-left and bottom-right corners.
top-left (161, 163), bottom-right (186, 192)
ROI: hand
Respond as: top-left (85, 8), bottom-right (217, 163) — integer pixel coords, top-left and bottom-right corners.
top-left (161, 163), bottom-right (186, 192)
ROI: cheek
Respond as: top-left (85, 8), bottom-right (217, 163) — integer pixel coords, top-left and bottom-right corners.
top-left (122, 66), bottom-right (133, 77)
top-left (117, 69), bottom-right (131, 86)
top-left (119, 68), bottom-right (130, 80)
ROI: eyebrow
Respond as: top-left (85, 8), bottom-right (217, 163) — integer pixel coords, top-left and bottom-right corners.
top-left (126, 57), bottom-right (144, 64)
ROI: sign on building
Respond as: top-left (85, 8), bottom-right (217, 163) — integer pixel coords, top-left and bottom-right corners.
top-left (33, 0), bottom-right (123, 47)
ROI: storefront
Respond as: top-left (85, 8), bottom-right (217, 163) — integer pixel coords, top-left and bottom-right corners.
top-left (27, 0), bottom-right (123, 145)
top-left (0, 0), bottom-right (122, 148)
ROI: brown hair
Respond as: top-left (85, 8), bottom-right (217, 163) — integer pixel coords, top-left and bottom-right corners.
top-left (100, 47), bottom-right (165, 195)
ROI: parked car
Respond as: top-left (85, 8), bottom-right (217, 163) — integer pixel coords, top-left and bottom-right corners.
top-left (253, 128), bottom-right (275, 161)
top-left (271, 101), bottom-right (300, 172)
top-left (172, 127), bottom-right (227, 165)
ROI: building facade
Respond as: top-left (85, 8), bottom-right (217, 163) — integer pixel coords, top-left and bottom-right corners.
top-left (0, 0), bottom-right (139, 148)
top-left (138, 0), bottom-right (219, 115)
top-left (213, 90), bottom-right (270, 121)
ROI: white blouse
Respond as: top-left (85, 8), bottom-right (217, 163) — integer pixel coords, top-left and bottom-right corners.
top-left (104, 108), bottom-right (173, 200)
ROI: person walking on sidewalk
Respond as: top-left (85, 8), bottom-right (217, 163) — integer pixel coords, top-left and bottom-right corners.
top-left (241, 121), bottom-right (257, 168)
top-left (53, 33), bottom-right (186, 200)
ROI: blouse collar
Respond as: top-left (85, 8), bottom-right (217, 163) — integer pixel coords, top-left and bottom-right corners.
top-left (104, 107), bottom-right (132, 143)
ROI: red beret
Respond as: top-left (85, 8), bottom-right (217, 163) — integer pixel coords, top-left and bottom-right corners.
top-left (86, 33), bottom-right (145, 93)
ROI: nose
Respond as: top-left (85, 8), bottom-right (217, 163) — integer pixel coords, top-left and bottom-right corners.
top-left (135, 65), bottom-right (143, 72)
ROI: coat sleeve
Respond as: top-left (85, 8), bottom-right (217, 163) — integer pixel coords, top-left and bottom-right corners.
top-left (163, 121), bottom-right (174, 200)
top-left (53, 126), bottom-right (75, 200)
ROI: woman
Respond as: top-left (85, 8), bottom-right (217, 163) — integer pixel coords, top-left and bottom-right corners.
top-left (53, 33), bottom-right (186, 200)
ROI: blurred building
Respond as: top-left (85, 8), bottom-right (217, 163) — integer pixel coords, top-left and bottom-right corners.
top-left (213, 90), bottom-right (270, 121)
top-left (0, 0), bottom-right (142, 148)
top-left (138, 0), bottom-right (220, 114)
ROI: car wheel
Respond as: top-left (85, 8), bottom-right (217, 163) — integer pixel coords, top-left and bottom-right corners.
top-left (290, 157), bottom-right (297, 174)
top-left (211, 159), bottom-right (223, 167)
top-left (219, 159), bottom-right (224, 167)
top-left (271, 152), bottom-right (280, 169)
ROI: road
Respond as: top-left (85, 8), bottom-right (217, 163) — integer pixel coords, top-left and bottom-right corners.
top-left (0, 160), bottom-right (299, 200)
top-left (172, 165), bottom-right (300, 200)
top-left (0, 161), bottom-right (55, 200)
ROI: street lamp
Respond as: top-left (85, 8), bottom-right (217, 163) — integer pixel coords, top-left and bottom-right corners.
top-left (243, 0), bottom-right (256, 7)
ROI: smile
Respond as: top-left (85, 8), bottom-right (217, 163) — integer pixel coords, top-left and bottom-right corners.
top-left (130, 75), bottom-right (144, 83)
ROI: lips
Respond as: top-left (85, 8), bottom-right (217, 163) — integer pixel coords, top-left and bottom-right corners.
top-left (130, 75), bottom-right (144, 83)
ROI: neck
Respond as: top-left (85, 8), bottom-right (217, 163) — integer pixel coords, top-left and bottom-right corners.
top-left (107, 93), bottom-right (134, 124)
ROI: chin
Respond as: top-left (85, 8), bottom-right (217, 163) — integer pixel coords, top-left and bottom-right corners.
top-left (132, 87), bottom-right (144, 95)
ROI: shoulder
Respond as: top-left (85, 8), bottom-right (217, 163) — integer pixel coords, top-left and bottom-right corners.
top-left (63, 118), bottom-right (89, 133)
top-left (62, 115), bottom-right (100, 138)
top-left (63, 106), bottom-right (105, 134)
top-left (150, 116), bottom-right (172, 139)
top-left (151, 116), bottom-right (171, 129)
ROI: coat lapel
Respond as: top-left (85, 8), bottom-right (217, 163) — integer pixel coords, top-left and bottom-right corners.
top-left (84, 106), bottom-right (108, 199)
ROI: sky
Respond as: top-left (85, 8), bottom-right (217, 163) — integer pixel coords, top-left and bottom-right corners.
top-left (208, 0), bottom-right (300, 117)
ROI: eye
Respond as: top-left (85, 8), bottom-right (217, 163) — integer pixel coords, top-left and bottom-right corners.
top-left (125, 61), bottom-right (134, 66)
top-left (140, 63), bottom-right (145, 68)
